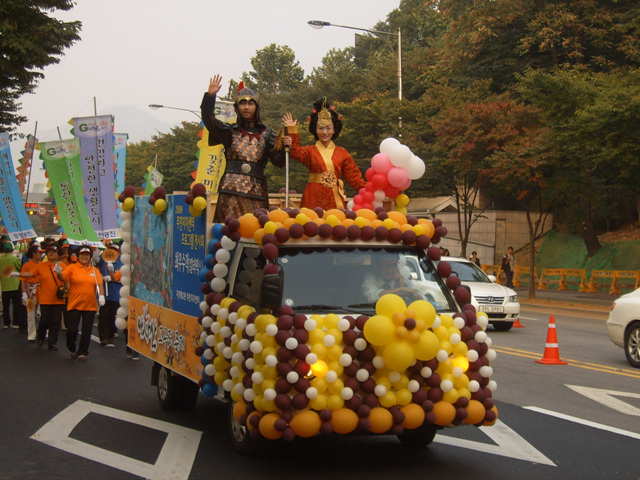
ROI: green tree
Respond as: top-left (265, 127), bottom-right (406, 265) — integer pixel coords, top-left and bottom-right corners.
top-left (0, 0), bottom-right (81, 133)
top-left (242, 44), bottom-right (305, 95)
top-left (126, 122), bottom-right (201, 194)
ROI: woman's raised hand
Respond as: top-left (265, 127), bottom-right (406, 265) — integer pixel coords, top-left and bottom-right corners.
top-left (282, 113), bottom-right (297, 127)
top-left (208, 75), bottom-right (222, 96)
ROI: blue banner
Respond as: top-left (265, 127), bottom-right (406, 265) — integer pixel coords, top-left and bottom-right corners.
top-left (130, 194), bottom-right (206, 317)
top-left (0, 133), bottom-right (37, 241)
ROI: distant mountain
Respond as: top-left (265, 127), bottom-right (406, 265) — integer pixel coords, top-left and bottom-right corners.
top-left (98, 105), bottom-right (173, 144)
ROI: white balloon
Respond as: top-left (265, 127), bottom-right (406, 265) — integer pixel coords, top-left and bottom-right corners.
top-left (389, 144), bottom-right (413, 168)
top-left (215, 249), bottom-right (231, 264)
top-left (374, 189), bottom-right (386, 201)
top-left (380, 137), bottom-right (401, 155)
top-left (119, 210), bottom-right (131, 221)
top-left (406, 155), bottom-right (426, 180)
top-left (220, 236), bottom-right (236, 250)
top-left (115, 318), bottom-right (127, 330)
top-left (121, 220), bottom-right (131, 231)
top-left (120, 242), bottom-right (130, 255)
top-left (347, 200), bottom-right (354, 209)
top-left (120, 264), bottom-right (131, 276)
top-left (213, 263), bottom-right (228, 278)
top-left (211, 277), bottom-right (227, 292)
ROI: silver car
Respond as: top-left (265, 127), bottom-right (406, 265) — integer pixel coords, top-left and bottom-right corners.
top-left (606, 288), bottom-right (640, 368)
top-left (439, 257), bottom-right (520, 331)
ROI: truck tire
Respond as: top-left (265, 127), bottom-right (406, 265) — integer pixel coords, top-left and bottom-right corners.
top-left (227, 401), bottom-right (263, 456)
top-left (157, 366), bottom-right (182, 411)
top-left (179, 378), bottom-right (200, 411)
top-left (397, 425), bottom-right (438, 447)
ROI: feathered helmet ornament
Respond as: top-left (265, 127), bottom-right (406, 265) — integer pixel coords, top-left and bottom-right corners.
top-left (234, 81), bottom-right (259, 104)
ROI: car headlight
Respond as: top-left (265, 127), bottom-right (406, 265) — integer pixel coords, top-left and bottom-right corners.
top-left (510, 294), bottom-right (519, 303)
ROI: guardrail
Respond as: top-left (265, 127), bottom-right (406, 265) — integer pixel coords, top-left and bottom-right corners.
top-left (481, 265), bottom-right (639, 294)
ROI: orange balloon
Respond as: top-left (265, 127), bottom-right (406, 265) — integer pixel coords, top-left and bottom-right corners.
top-left (259, 413), bottom-right (283, 440)
top-left (432, 401), bottom-right (456, 426)
top-left (342, 218), bottom-right (355, 228)
top-left (371, 219), bottom-right (384, 229)
top-left (289, 410), bottom-right (322, 438)
top-left (233, 400), bottom-right (247, 422)
top-left (464, 400), bottom-right (486, 425)
top-left (253, 229), bottom-right (266, 244)
top-left (368, 407), bottom-right (393, 433)
top-left (323, 209), bottom-right (346, 221)
top-left (417, 219), bottom-right (435, 238)
top-left (330, 408), bottom-right (359, 434)
top-left (483, 406), bottom-right (499, 426)
top-left (386, 210), bottom-right (407, 226)
top-left (299, 208), bottom-right (319, 220)
top-left (356, 208), bottom-right (378, 222)
top-left (401, 403), bottom-right (426, 430)
top-left (268, 209), bottom-right (290, 223)
top-left (283, 217), bottom-right (296, 228)
top-left (238, 214), bottom-right (261, 238)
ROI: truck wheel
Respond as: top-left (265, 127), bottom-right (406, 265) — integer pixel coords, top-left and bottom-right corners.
top-left (179, 377), bottom-right (200, 411)
top-left (397, 425), bottom-right (438, 447)
top-left (157, 366), bottom-right (181, 411)
top-left (492, 321), bottom-right (513, 332)
top-left (227, 401), bottom-right (263, 456)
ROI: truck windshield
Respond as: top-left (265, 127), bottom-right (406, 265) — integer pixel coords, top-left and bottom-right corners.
top-left (277, 246), bottom-right (457, 314)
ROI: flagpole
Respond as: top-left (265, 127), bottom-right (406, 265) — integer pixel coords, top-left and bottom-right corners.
top-left (24, 122), bottom-right (38, 205)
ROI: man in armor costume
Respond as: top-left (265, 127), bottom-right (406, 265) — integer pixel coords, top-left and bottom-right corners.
top-left (282, 98), bottom-right (365, 210)
top-left (201, 75), bottom-right (285, 222)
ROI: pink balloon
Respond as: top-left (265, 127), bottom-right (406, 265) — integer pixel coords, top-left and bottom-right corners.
top-left (353, 194), bottom-right (364, 205)
top-left (387, 167), bottom-right (409, 188)
top-left (371, 153), bottom-right (393, 174)
top-left (399, 177), bottom-right (412, 191)
top-left (365, 181), bottom-right (377, 192)
top-left (363, 191), bottom-right (374, 203)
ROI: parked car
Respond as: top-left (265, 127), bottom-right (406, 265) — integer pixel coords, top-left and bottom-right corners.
top-left (437, 257), bottom-right (520, 331)
top-left (606, 288), bottom-right (640, 368)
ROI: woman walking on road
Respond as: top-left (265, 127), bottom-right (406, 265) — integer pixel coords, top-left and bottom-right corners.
top-left (57, 245), bottom-right (104, 361)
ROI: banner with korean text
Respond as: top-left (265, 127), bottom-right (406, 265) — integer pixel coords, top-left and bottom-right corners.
top-left (71, 115), bottom-right (121, 240)
top-left (113, 133), bottom-right (128, 228)
top-left (0, 133), bottom-right (37, 241)
top-left (38, 139), bottom-right (102, 247)
top-left (195, 129), bottom-right (225, 193)
top-left (144, 165), bottom-right (163, 195)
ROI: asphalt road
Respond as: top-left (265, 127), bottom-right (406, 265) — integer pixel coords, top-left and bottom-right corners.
top-left (1, 302), bottom-right (639, 480)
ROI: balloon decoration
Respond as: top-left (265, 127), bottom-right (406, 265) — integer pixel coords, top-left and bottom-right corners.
top-left (350, 138), bottom-right (426, 215)
top-left (195, 207), bottom-right (498, 442)
top-left (186, 182), bottom-right (207, 217)
top-left (144, 186), bottom-right (167, 216)
top-left (118, 185), bottom-right (138, 212)
top-left (115, 207), bottom-right (132, 331)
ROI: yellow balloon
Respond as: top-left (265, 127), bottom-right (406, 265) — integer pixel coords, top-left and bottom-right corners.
top-left (396, 388), bottom-right (413, 406)
top-left (151, 205), bottom-right (161, 216)
top-left (363, 315), bottom-right (395, 346)
top-left (408, 300), bottom-right (436, 329)
top-left (383, 340), bottom-right (414, 372)
top-left (122, 197), bottom-right (135, 212)
top-left (412, 330), bottom-right (440, 361)
top-left (379, 391), bottom-right (397, 408)
top-left (154, 198), bottom-right (167, 212)
top-left (295, 213), bottom-right (309, 225)
top-left (376, 294), bottom-right (407, 318)
top-left (395, 206), bottom-right (408, 215)
top-left (327, 394), bottom-right (345, 411)
top-left (192, 196), bottom-right (207, 211)
top-left (189, 205), bottom-right (201, 217)
top-left (309, 394), bottom-right (328, 411)
top-left (325, 214), bottom-right (340, 227)
top-left (395, 194), bottom-right (410, 208)
top-left (263, 221), bottom-right (278, 234)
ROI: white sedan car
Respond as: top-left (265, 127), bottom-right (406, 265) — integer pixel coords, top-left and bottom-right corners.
top-left (606, 288), bottom-right (640, 368)
top-left (438, 257), bottom-right (520, 331)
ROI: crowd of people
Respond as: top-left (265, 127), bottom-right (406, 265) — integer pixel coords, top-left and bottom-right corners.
top-left (0, 235), bottom-right (135, 362)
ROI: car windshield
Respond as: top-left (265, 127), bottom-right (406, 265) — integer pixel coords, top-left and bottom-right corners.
top-left (277, 246), bottom-right (457, 314)
top-left (442, 260), bottom-right (491, 283)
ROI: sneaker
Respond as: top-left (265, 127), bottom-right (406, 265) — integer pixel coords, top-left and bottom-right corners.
top-left (3, 326), bottom-right (9, 329)
top-left (36, 339), bottom-right (44, 347)
top-left (69, 352), bottom-right (78, 359)
top-left (78, 355), bottom-right (87, 362)
top-left (105, 342), bottom-right (116, 348)
top-left (132, 353), bottom-right (140, 360)
top-left (11, 325), bottom-right (19, 329)
top-left (126, 347), bottom-right (133, 358)
top-left (48, 344), bottom-right (58, 351)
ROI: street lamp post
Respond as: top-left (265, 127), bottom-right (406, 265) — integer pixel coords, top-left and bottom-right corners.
top-left (308, 20), bottom-right (402, 101)
top-left (148, 104), bottom-right (201, 120)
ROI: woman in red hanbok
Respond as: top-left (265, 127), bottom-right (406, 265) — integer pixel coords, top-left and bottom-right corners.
top-left (283, 98), bottom-right (365, 210)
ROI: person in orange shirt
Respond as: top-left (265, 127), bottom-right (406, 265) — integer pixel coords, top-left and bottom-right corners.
top-left (56, 245), bottom-right (105, 361)
top-left (20, 245), bottom-right (43, 343)
top-left (16, 244), bottom-right (67, 351)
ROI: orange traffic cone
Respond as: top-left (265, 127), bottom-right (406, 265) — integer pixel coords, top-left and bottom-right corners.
top-left (513, 318), bottom-right (525, 328)
top-left (535, 315), bottom-right (567, 365)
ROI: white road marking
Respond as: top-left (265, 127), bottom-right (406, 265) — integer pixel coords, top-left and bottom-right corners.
top-left (566, 384), bottom-right (640, 416)
top-left (435, 419), bottom-right (556, 466)
top-left (523, 406), bottom-right (640, 441)
top-left (518, 316), bottom-right (540, 322)
top-left (31, 400), bottom-right (202, 480)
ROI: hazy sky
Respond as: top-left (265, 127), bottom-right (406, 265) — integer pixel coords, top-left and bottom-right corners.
top-left (10, 0), bottom-right (401, 185)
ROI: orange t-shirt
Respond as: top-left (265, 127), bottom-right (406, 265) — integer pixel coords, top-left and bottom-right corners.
top-left (32, 261), bottom-right (66, 306)
top-left (21, 260), bottom-right (41, 301)
top-left (61, 262), bottom-right (103, 311)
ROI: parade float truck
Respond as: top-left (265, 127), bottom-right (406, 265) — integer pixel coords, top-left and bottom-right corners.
top-left (117, 190), bottom-right (498, 455)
